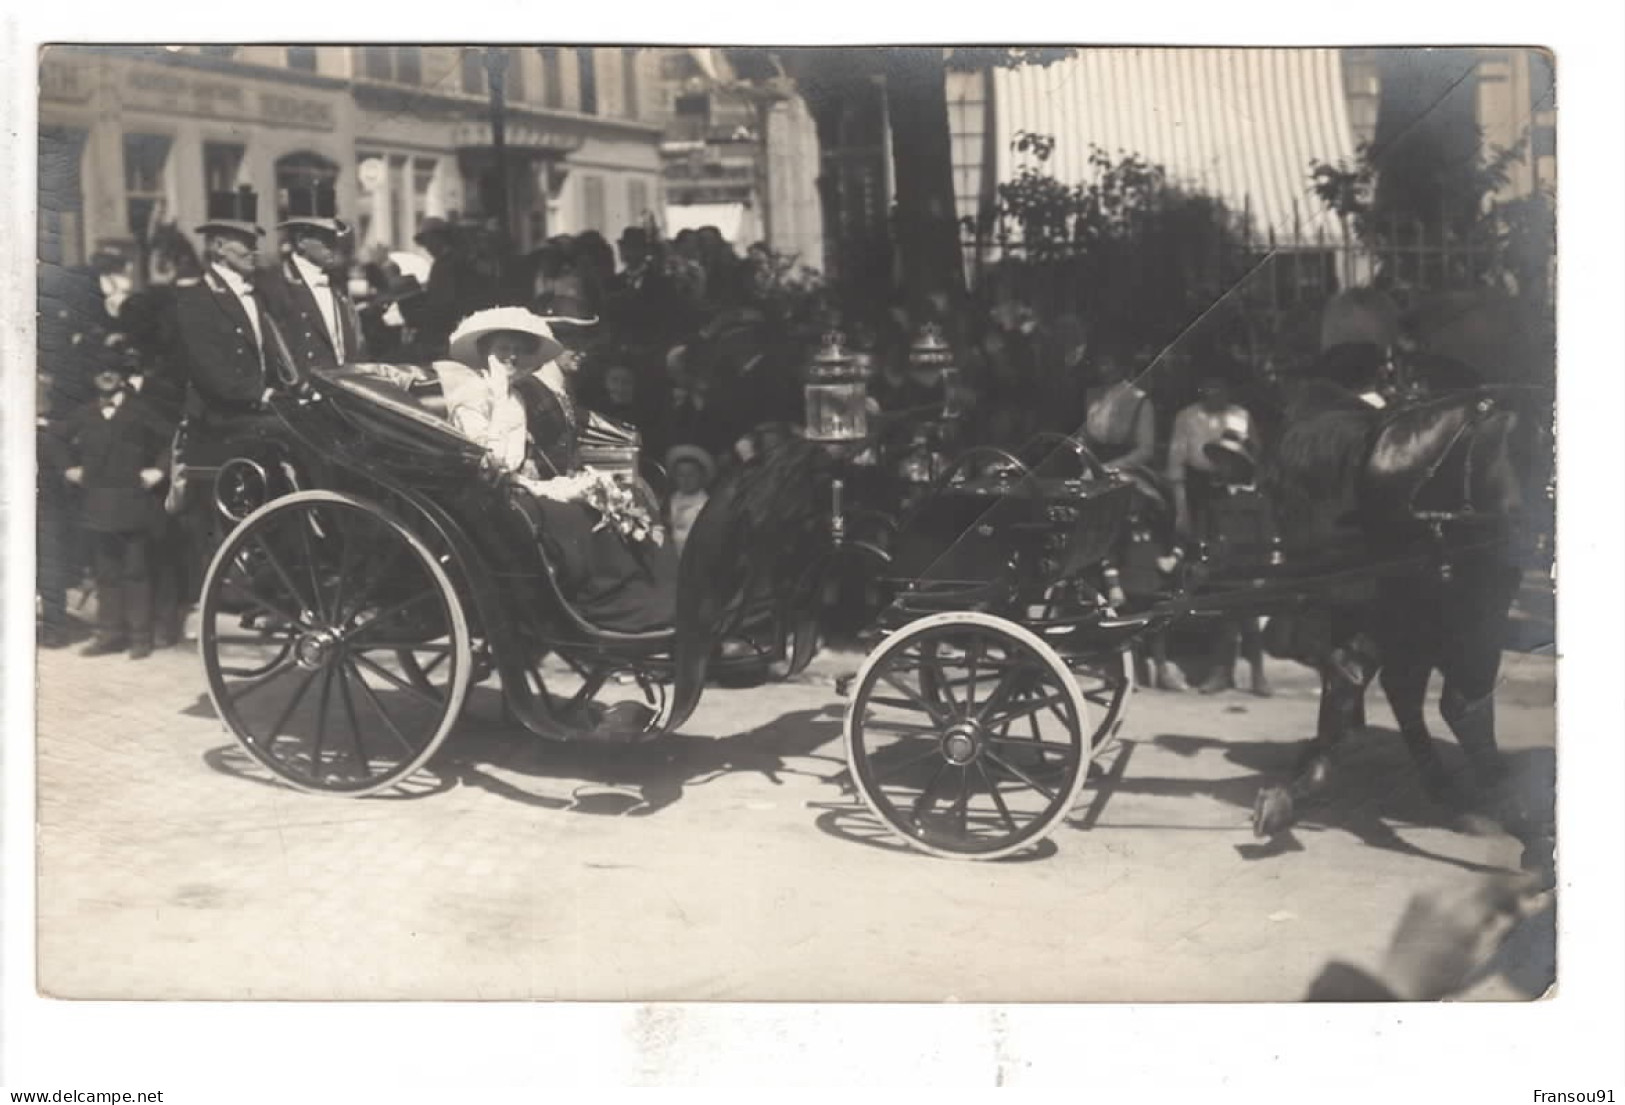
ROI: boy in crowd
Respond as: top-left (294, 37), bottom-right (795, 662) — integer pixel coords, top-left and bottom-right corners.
top-left (63, 352), bottom-right (175, 659)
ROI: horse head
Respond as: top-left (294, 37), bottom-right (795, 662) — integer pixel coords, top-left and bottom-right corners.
top-left (1365, 390), bottom-right (1531, 536)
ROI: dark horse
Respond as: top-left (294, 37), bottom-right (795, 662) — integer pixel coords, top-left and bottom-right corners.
top-left (1250, 367), bottom-right (1541, 845)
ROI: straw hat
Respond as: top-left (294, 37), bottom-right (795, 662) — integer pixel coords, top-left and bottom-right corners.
top-left (1202, 427), bottom-right (1259, 484)
top-left (448, 307), bottom-right (566, 369)
top-left (665, 444), bottom-right (716, 483)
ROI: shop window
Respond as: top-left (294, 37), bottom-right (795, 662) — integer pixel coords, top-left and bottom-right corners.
top-left (123, 133), bottom-right (172, 242)
top-left (361, 47), bottom-right (393, 81)
top-left (286, 46), bottom-right (318, 72)
top-left (505, 48), bottom-right (525, 102)
top-left (397, 46), bottom-right (422, 85)
top-left (541, 46), bottom-right (564, 108)
top-left (275, 150), bottom-right (339, 221)
top-left (621, 48), bottom-right (640, 119)
top-left (583, 175), bottom-right (606, 232)
top-left (203, 142), bottom-right (245, 196)
top-left (461, 48), bottom-right (487, 96)
top-left (359, 46), bottom-right (422, 85)
top-left (576, 47), bottom-right (598, 115)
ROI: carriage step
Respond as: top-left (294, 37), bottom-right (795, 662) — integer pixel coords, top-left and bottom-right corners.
top-left (834, 672), bottom-right (856, 697)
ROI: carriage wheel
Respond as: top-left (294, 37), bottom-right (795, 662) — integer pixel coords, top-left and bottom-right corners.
top-left (845, 611), bottom-right (1093, 859)
top-left (201, 491), bottom-right (472, 796)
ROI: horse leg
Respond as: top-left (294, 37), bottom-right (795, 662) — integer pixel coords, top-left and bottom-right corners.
top-left (1253, 639), bottom-right (1378, 838)
top-left (1379, 654), bottom-right (1452, 800)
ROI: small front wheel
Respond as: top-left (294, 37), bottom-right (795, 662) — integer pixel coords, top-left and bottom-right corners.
top-left (844, 611), bottom-right (1093, 859)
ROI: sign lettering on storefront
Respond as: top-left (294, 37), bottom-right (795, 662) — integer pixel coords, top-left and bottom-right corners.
top-left (39, 58), bottom-right (93, 103)
top-left (122, 65), bottom-right (335, 130)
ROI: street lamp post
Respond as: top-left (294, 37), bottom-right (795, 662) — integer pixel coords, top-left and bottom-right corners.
top-left (483, 47), bottom-right (511, 237)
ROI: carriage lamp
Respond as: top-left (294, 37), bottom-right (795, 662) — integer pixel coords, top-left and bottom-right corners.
top-left (908, 323), bottom-right (961, 419)
top-left (803, 331), bottom-right (870, 444)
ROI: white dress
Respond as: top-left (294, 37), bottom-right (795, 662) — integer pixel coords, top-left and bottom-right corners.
top-left (432, 359), bottom-right (530, 472)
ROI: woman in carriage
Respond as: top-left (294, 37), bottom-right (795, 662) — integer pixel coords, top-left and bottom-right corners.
top-left (430, 307), bottom-right (679, 634)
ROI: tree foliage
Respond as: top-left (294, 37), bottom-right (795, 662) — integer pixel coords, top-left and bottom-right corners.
top-left (965, 133), bottom-right (1255, 359)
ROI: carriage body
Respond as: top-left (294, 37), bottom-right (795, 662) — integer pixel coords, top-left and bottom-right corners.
top-left (192, 368), bottom-right (769, 799)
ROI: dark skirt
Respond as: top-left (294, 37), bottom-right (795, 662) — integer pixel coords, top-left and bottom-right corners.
top-left (519, 495), bottom-right (679, 633)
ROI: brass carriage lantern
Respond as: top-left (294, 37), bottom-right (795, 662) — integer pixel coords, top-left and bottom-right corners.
top-left (908, 323), bottom-right (961, 418)
top-left (803, 331), bottom-right (870, 444)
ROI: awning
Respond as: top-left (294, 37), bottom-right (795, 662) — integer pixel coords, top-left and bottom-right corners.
top-left (663, 202), bottom-right (759, 245)
top-left (992, 49), bottom-right (1358, 243)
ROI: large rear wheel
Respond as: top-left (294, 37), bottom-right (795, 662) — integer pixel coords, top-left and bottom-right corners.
top-left (845, 612), bottom-right (1092, 859)
top-left (200, 491), bottom-right (472, 796)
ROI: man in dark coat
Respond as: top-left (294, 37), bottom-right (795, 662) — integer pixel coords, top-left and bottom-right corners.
top-left (64, 353), bottom-right (175, 659)
top-left (167, 187), bottom-right (295, 421)
top-left (37, 369), bottom-right (87, 648)
top-left (257, 184), bottom-right (367, 376)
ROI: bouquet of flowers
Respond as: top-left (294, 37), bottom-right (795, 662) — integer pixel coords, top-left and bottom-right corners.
top-left (515, 468), bottom-right (666, 547)
top-left (578, 469), bottom-right (666, 548)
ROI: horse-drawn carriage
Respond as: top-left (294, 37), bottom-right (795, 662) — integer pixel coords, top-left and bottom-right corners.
top-left (191, 366), bottom-right (830, 797)
top-left (188, 350), bottom-right (1538, 863)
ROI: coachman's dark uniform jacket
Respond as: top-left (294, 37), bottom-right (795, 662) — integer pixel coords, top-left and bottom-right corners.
top-left (169, 268), bottom-right (293, 416)
top-left (256, 257), bottom-right (367, 375)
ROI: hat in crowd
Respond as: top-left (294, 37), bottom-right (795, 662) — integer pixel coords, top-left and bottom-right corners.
top-left (1203, 427), bottom-right (1259, 484)
top-left (665, 443), bottom-right (716, 482)
top-left (279, 182), bottom-right (347, 236)
top-left (196, 185), bottom-right (264, 239)
top-left (413, 216), bottom-right (456, 246)
top-left (541, 296), bottom-right (597, 325)
top-left (448, 306), bottom-right (566, 368)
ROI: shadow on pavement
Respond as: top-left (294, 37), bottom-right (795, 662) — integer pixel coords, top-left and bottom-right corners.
top-left (1082, 728), bottom-right (1553, 875)
top-left (808, 803), bottom-right (1063, 863)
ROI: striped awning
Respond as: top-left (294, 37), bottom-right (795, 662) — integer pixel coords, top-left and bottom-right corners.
top-left (992, 49), bottom-right (1358, 243)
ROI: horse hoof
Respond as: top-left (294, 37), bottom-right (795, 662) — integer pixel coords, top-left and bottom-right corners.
top-left (1252, 787), bottom-right (1295, 838)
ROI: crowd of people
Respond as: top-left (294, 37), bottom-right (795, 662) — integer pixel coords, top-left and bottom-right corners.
top-left (39, 174), bottom-right (1416, 683)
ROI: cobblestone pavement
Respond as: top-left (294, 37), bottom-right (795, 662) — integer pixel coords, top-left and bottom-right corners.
top-left (34, 629), bottom-right (1555, 1003)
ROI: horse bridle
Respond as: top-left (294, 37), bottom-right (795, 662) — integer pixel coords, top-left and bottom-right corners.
top-left (1408, 395), bottom-right (1499, 526)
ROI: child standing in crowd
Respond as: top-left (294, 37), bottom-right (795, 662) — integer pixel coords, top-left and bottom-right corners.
top-left (664, 444), bottom-right (715, 554)
top-left (1167, 358), bottom-right (1271, 696)
top-left (63, 354), bottom-right (175, 660)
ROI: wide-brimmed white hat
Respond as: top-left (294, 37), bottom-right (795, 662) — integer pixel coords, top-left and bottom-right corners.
top-left (448, 307), bottom-right (568, 368)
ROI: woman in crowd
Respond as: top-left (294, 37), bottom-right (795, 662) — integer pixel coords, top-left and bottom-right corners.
top-left (1079, 338), bottom-right (1185, 691)
top-left (435, 307), bottom-right (678, 633)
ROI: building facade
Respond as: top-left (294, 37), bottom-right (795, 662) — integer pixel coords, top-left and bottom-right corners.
top-left (38, 44), bottom-right (666, 269)
top-left (651, 48), bottom-right (824, 261)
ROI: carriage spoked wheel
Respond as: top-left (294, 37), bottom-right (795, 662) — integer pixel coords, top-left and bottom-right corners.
top-left (201, 491), bottom-right (472, 796)
top-left (844, 611), bottom-right (1093, 859)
